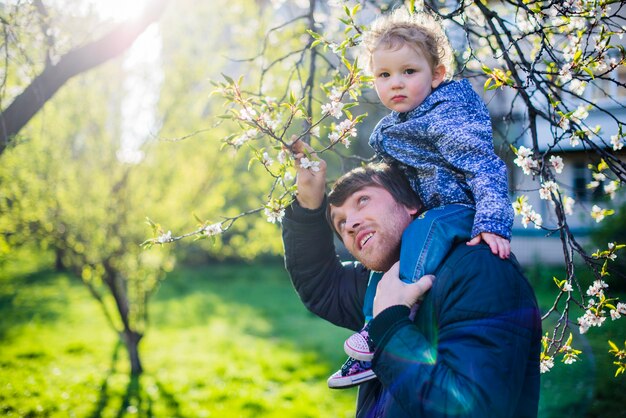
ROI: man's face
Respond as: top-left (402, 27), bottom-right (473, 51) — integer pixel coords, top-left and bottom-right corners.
top-left (372, 44), bottom-right (445, 113)
top-left (329, 186), bottom-right (418, 272)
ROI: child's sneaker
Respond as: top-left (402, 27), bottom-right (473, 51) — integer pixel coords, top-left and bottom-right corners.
top-left (327, 357), bottom-right (376, 389)
top-left (344, 324), bottom-right (375, 361)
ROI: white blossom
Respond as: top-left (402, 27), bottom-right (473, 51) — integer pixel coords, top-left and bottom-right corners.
top-left (328, 87), bottom-right (343, 101)
top-left (513, 146), bottom-right (538, 175)
top-left (329, 131), bottom-right (341, 143)
top-left (610, 134), bottom-right (624, 151)
top-left (591, 205), bottom-right (608, 223)
top-left (513, 196), bottom-right (543, 228)
top-left (571, 105), bottom-right (589, 123)
top-left (260, 113), bottom-right (279, 131)
top-left (262, 152), bottom-right (274, 167)
top-left (569, 79), bottom-right (587, 95)
top-left (611, 309), bottom-right (621, 320)
top-left (156, 231), bottom-right (172, 244)
top-left (604, 181), bottom-right (618, 199)
top-left (549, 155), bottom-right (564, 173)
top-left (540, 357), bottom-right (554, 373)
top-left (277, 149), bottom-right (287, 164)
top-left (322, 101), bottom-right (344, 119)
top-left (327, 0), bottom-right (345, 7)
top-left (569, 134), bottom-right (580, 147)
top-left (592, 172), bottom-right (607, 182)
top-left (562, 282), bottom-right (573, 292)
top-left (563, 196), bottom-right (575, 215)
top-left (578, 309), bottom-right (606, 334)
top-left (300, 157), bottom-right (321, 172)
top-left (539, 181), bottom-right (559, 200)
top-left (264, 202), bottom-right (285, 224)
top-left (233, 129), bottom-right (258, 147)
top-left (239, 107), bottom-right (257, 122)
top-left (586, 280), bottom-right (608, 297)
top-left (203, 223), bottom-right (223, 237)
top-left (337, 119), bottom-right (357, 137)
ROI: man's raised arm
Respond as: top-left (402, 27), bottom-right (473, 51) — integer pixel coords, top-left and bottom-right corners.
top-left (281, 141), bottom-right (369, 331)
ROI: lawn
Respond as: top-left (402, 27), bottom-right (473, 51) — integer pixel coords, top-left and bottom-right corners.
top-left (0, 249), bottom-right (624, 417)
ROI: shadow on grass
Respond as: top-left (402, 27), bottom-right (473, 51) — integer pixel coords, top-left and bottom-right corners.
top-left (0, 268), bottom-right (68, 340)
top-left (89, 340), bottom-right (122, 418)
top-left (89, 340), bottom-right (187, 418)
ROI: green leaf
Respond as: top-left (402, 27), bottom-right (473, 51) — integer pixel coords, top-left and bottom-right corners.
top-left (221, 73), bottom-right (234, 84)
top-left (484, 78), bottom-right (493, 92)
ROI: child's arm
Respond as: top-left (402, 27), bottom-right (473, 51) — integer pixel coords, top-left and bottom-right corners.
top-left (467, 232), bottom-right (510, 259)
top-left (429, 84), bottom-right (514, 249)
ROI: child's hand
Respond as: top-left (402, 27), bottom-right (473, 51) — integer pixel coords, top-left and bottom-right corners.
top-left (467, 232), bottom-right (510, 259)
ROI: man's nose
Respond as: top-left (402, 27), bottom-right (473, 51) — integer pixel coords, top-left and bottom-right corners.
top-left (345, 213), bottom-right (361, 234)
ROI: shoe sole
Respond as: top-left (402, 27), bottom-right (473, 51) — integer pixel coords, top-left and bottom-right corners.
top-left (327, 369), bottom-right (376, 389)
top-left (344, 340), bottom-right (374, 362)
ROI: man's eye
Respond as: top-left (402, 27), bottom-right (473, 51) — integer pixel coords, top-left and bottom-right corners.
top-left (405, 68), bottom-right (416, 74)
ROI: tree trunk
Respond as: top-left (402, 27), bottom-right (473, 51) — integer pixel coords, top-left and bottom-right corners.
top-left (121, 329), bottom-right (144, 376)
top-left (54, 248), bottom-right (65, 271)
top-left (0, 0), bottom-right (169, 155)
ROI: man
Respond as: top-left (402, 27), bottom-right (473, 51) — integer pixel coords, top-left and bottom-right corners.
top-left (281, 142), bottom-right (541, 418)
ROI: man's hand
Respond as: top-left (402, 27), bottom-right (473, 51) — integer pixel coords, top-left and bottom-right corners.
top-left (291, 140), bottom-right (327, 210)
top-left (467, 232), bottom-right (510, 259)
top-left (373, 262), bottom-right (434, 317)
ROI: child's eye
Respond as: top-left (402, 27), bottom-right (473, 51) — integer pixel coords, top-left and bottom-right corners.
top-left (378, 72), bottom-right (390, 78)
top-left (358, 196), bottom-right (369, 205)
top-left (405, 68), bottom-right (416, 75)
top-left (336, 220), bottom-right (346, 231)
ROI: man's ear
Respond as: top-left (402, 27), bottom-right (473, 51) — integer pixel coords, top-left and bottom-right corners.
top-left (431, 64), bottom-right (446, 89)
top-left (407, 206), bottom-right (420, 217)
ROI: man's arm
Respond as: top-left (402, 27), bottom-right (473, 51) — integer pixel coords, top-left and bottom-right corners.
top-left (369, 246), bottom-right (541, 417)
top-left (281, 140), bottom-right (370, 331)
top-left (282, 201), bottom-right (369, 331)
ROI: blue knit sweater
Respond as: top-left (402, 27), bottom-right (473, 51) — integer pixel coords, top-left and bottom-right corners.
top-left (369, 79), bottom-right (513, 240)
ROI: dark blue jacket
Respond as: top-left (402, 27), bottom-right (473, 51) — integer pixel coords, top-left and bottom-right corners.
top-left (282, 201), bottom-right (541, 418)
top-left (369, 79), bottom-right (514, 240)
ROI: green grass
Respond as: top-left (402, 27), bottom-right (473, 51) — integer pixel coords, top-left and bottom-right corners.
top-left (0, 249), bottom-right (625, 417)
top-left (524, 264), bottom-right (626, 418)
top-left (0, 251), bottom-right (356, 417)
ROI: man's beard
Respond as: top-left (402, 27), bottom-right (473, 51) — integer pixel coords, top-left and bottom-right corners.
top-left (354, 228), bottom-right (403, 273)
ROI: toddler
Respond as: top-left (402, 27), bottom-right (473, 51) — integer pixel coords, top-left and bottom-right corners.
top-left (327, 8), bottom-right (514, 389)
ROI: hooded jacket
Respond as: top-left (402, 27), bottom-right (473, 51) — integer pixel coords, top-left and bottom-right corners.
top-left (282, 200), bottom-right (541, 418)
top-left (369, 79), bottom-right (514, 240)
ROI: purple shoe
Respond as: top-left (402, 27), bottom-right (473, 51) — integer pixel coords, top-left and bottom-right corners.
top-left (327, 357), bottom-right (376, 389)
top-left (344, 325), bottom-right (375, 361)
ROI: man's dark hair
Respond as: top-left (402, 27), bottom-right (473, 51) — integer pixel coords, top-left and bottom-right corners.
top-left (327, 163), bottom-right (422, 234)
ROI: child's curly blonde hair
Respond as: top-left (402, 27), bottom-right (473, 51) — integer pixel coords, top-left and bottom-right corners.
top-left (362, 8), bottom-right (454, 80)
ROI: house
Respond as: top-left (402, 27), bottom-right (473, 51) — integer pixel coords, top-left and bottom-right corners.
top-left (485, 68), bottom-right (626, 265)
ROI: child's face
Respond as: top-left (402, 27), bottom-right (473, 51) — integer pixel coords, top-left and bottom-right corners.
top-left (371, 44), bottom-right (445, 113)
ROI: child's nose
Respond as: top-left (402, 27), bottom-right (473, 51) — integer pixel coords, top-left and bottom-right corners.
top-left (391, 75), bottom-right (404, 88)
